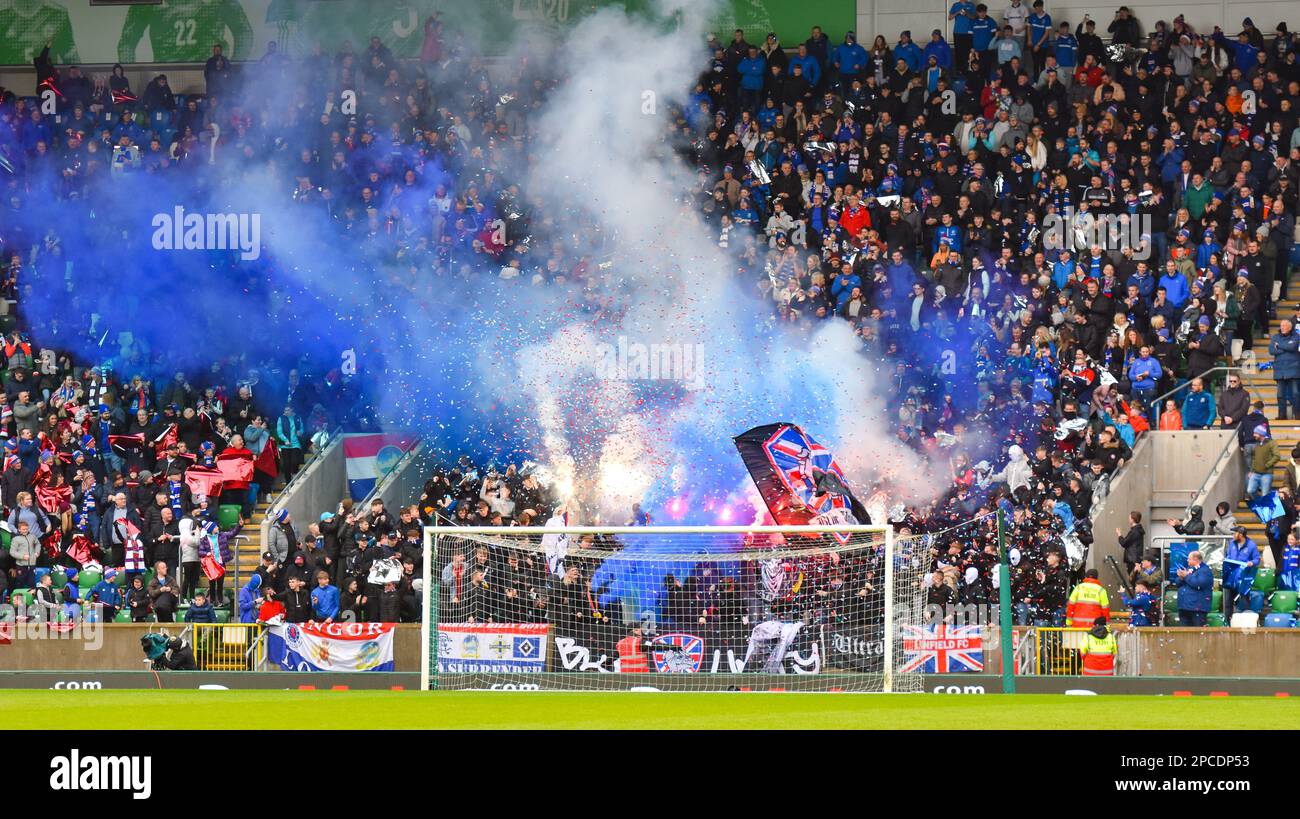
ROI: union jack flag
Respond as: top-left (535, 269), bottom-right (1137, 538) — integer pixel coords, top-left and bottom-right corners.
top-left (761, 426), bottom-right (854, 520)
top-left (651, 633), bottom-right (705, 673)
top-left (899, 623), bottom-right (984, 673)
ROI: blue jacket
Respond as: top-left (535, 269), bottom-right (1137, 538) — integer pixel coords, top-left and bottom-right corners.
top-left (1213, 32), bottom-right (1261, 74)
top-left (895, 40), bottom-right (923, 72)
top-left (1270, 331), bottom-right (1300, 380)
top-left (1126, 356), bottom-right (1162, 392)
top-left (788, 53), bottom-right (820, 87)
top-left (89, 580), bottom-right (121, 608)
top-left (1223, 538), bottom-right (1260, 593)
top-left (185, 600), bottom-right (218, 623)
top-left (238, 575), bottom-right (263, 623)
top-left (1181, 390), bottom-right (1216, 428)
top-left (831, 274), bottom-right (862, 308)
top-left (1123, 592), bottom-right (1155, 626)
top-left (1052, 500), bottom-right (1075, 530)
top-left (1127, 270), bottom-right (1155, 301)
top-left (1176, 563), bottom-right (1213, 612)
top-left (923, 39), bottom-right (952, 70)
top-left (886, 260), bottom-right (919, 292)
top-left (1158, 272), bottom-right (1189, 307)
top-left (738, 55), bottom-right (766, 91)
top-left (833, 40), bottom-right (869, 75)
top-left (310, 583), bottom-right (341, 621)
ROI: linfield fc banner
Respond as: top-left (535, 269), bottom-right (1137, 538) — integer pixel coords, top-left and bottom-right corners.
top-left (267, 622), bottom-right (395, 672)
top-left (438, 623), bottom-right (548, 674)
top-left (343, 432), bottom-right (415, 500)
top-left (0, 0), bottom-right (854, 66)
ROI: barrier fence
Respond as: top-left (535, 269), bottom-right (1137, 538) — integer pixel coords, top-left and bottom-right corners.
top-left (1031, 627), bottom-right (1089, 675)
top-left (190, 623), bottom-right (265, 671)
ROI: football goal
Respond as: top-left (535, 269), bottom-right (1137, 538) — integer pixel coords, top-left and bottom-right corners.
top-left (420, 524), bottom-right (928, 692)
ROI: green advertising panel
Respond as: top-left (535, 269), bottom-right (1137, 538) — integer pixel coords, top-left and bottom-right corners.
top-left (0, 0), bottom-right (855, 67)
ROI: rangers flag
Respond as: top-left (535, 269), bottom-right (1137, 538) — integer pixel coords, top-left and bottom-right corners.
top-left (733, 423), bottom-right (869, 533)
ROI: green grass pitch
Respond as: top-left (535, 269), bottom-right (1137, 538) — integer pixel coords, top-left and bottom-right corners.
top-left (5, 691), bottom-right (1300, 729)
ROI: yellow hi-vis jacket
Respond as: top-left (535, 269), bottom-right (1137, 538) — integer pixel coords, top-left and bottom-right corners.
top-left (1081, 631), bottom-right (1118, 675)
top-left (1066, 578), bottom-right (1110, 627)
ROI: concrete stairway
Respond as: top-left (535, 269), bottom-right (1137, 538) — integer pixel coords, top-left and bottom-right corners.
top-left (1234, 277), bottom-right (1300, 556)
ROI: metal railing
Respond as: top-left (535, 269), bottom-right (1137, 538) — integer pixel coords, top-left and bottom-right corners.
top-left (190, 622), bottom-right (265, 671)
top-left (1154, 534), bottom-right (1233, 626)
top-left (1031, 627), bottom-right (1091, 675)
top-left (1013, 627), bottom-right (1036, 675)
top-left (260, 425), bottom-right (344, 555)
top-left (1147, 366), bottom-right (1263, 419)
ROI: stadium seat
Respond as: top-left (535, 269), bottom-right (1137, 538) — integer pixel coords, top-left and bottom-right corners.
top-left (1230, 611), bottom-right (1261, 628)
top-left (0, 528), bottom-right (10, 549)
top-left (1211, 589), bottom-right (1222, 612)
top-left (1271, 591), bottom-right (1298, 613)
top-left (1247, 590), bottom-right (1266, 613)
top-left (1254, 568), bottom-right (1277, 593)
top-left (1163, 590), bottom-right (1179, 612)
top-left (78, 570), bottom-right (102, 590)
top-left (113, 571), bottom-right (127, 587)
top-left (143, 569), bottom-right (156, 589)
top-left (1264, 613), bottom-right (1296, 628)
top-left (1206, 612), bottom-right (1226, 627)
top-left (49, 570), bottom-right (66, 589)
top-left (215, 609), bottom-right (231, 623)
top-left (217, 504), bottom-right (241, 530)
top-left (114, 609), bottom-right (132, 623)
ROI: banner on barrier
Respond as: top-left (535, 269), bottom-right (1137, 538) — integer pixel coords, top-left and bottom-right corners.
top-left (437, 623), bottom-right (548, 673)
top-left (267, 623), bottom-right (394, 672)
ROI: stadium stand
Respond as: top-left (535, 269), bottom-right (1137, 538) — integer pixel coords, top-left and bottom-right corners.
top-left (0, 5), bottom-right (1297, 634)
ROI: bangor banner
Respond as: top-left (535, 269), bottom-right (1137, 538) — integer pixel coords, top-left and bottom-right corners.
top-left (0, 0), bottom-right (854, 66)
top-left (267, 622), bottom-right (395, 672)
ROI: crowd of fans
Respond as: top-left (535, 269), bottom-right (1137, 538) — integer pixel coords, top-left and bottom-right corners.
top-left (1, 5), bottom-right (1299, 635)
top-left (687, 9), bottom-right (1299, 629)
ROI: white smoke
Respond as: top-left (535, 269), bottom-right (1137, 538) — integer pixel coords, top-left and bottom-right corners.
top-left (501, 1), bottom-right (947, 519)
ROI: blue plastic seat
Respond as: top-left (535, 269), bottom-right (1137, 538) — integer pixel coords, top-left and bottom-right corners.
top-left (1264, 613), bottom-right (1296, 628)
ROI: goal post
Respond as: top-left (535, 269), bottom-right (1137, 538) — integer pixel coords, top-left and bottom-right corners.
top-left (419, 524), bottom-right (926, 693)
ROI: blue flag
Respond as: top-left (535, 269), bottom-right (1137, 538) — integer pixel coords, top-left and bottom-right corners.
top-left (1248, 491), bottom-right (1285, 523)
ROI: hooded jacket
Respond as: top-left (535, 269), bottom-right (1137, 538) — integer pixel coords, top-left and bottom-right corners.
top-left (1172, 506), bottom-right (1206, 536)
top-left (237, 574), bottom-right (263, 623)
top-left (992, 445), bottom-right (1033, 496)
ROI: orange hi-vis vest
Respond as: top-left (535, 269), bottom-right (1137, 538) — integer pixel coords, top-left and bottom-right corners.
top-left (1081, 631), bottom-right (1118, 675)
top-left (1066, 578), bottom-right (1110, 628)
top-left (617, 635), bottom-right (648, 672)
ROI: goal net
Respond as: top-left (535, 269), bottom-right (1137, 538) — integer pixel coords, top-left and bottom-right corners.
top-left (419, 525), bottom-right (928, 692)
